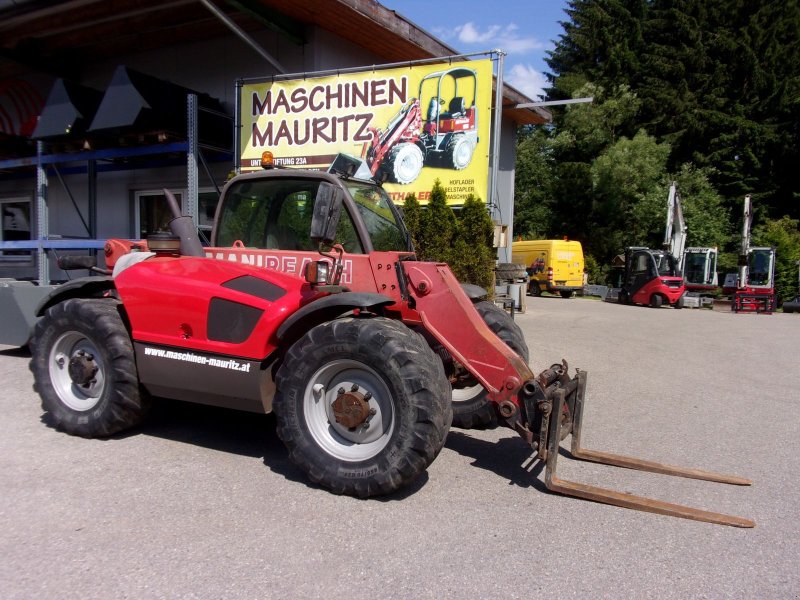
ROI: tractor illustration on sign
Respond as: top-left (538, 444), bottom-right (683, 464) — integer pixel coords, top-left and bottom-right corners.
top-left (362, 67), bottom-right (479, 185)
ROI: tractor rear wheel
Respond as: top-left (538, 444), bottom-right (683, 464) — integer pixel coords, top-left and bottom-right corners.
top-left (29, 299), bottom-right (150, 437)
top-left (274, 317), bottom-right (451, 497)
top-left (385, 142), bottom-right (424, 184)
top-left (445, 134), bottom-right (474, 170)
top-left (450, 301), bottom-right (529, 429)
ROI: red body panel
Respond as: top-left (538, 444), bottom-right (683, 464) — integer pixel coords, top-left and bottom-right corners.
top-left (436, 108), bottom-right (475, 133)
top-left (114, 256), bottom-right (320, 360)
top-left (114, 247), bottom-right (534, 412)
top-left (204, 247), bottom-right (383, 292)
top-left (631, 276), bottom-right (685, 306)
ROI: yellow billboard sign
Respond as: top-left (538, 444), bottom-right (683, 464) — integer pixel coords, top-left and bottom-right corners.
top-left (240, 58), bottom-right (493, 205)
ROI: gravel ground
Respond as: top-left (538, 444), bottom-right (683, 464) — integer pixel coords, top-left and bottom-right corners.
top-left (1, 296), bottom-right (798, 599)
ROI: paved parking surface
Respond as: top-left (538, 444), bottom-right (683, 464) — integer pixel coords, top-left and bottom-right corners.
top-left (1, 297), bottom-right (798, 599)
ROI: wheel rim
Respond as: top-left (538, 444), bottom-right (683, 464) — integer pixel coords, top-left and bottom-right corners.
top-left (450, 370), bottom-right (483, 403)
top-left (394, 145), bottom-right (423, 183)
top-left (303, 359), bottom-right (395, 461)
top-left (452, 138), bottom-right (473, 169)
top-left (48, 332), bottom-right (106, 411)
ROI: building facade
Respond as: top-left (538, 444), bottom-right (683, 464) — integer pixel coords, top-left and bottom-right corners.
top-left (0, 0), bottom-right (548, 281)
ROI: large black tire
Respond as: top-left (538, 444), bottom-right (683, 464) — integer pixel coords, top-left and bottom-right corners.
top-left (29, 299), bottom-right (150, 437)
top-left (273, 317), bottom-right (452, 497)
top-left (495, 263), bottom-right (528, 282)
top-left (649, 294), bottom-right (663, 308)
top-left (560, 290), bottom-right (574, 299)
top-left (450, 301), bottom-right (530, 429)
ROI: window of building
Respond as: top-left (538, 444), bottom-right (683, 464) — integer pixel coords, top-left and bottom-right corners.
top-left (134, 189), bottom-right (219, 244)
top-left (1, 197), bottom-right (33, 261)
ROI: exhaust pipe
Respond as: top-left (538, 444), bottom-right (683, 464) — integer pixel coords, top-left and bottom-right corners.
top-left (163, 189), bottom-right (205, 257)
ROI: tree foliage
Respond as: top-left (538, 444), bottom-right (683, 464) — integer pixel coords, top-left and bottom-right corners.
top-left (449, 194), bottom-right (496, 291)
top-left (515, 0), bottom-right (800, 295)
top-left (403, 180), bottom-right (495, 290)
top-left (401, 193), bottom-right (422, 250)
top-left (753, 216), bottom-right (800, 304)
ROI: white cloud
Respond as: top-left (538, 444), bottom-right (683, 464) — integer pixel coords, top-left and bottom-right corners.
top-left (506, 63), bottom-right (548, 101)
top-left (457, 22), bottom-right (502, 44)
top-left (449, 22), bottom-right (544, 55)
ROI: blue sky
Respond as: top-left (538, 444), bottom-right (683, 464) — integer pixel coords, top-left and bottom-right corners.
top-left (384, 0), bottom-right (570, 100)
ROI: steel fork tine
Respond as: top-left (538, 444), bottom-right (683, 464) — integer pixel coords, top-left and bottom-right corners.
top-left (544, 383), bottom-right (755, 528)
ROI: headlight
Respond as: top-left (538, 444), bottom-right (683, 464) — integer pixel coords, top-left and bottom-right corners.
top-left (304, 261), bottom-right (329, 285)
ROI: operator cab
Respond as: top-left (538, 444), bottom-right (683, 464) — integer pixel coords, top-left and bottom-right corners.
top-left (212, 170), bottom-right (410, 255)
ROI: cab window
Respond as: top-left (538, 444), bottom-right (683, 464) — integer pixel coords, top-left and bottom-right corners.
top-left (345, 183), bottom-right (408, 252)
top-left (216, 178), bottom-right (363, 253)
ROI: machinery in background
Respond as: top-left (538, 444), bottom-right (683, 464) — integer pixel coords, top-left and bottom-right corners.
top-left (615, 182), bottom-right (686, 308)
top-left (725, 195), bottom-right (776, 313)
top-left (681, 247), bottom-right (719, 293)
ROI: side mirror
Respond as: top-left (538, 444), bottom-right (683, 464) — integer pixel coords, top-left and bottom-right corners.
top-left (310, 182), bottom-right (343, 245)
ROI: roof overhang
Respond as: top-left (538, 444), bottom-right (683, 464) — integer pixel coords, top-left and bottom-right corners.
top-left (0, 0), bottom-right (549, 126)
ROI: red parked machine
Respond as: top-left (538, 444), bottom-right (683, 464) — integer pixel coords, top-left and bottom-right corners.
top-left (617, 183), bottom-right (686, 308)
top-left (730, 195), bottom-right (776, 313)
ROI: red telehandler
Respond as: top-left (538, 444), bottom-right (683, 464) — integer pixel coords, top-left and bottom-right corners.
top-left (28, 160), bottom-right (753, 527)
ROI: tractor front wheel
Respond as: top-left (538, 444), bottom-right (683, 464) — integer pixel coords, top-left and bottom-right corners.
top-left (385, 143), bottom-right (424, 184)
top-left (29, 299), bottom-right (150, 437)
top-left (445, 134), bottom-right (474, 170)
top-left (274, 317), bottom-right (451, 497)
top-left (450, 301), bottom-right (529, 429)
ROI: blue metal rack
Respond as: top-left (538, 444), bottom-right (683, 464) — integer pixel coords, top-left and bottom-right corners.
top-left (1, 95), bottom-right (233, 283)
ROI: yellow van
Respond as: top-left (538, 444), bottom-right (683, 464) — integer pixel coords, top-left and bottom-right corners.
top-left (511, 239), bottom-right (585, 298)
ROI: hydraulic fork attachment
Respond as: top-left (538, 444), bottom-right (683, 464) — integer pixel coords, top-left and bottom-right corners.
top-left (540, 371), bottom-right (754, 528)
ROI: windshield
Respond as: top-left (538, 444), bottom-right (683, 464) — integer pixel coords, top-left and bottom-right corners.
top-left (215, 178), bottom-right (363, 253)
top-left (747, 249), bottom-right (773, 286)
top-left (653, 251), bottom-right (677, 276)
top-left (683, 252), bottom-right (707, 284)
top-left (345, 182), bottom-right (409, 252)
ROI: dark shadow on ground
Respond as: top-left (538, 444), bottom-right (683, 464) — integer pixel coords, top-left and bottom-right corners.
top-left (36, 392), bottom-right (581, 500)
top-left (444, 430), bottom-right (548, 492)
top-left (0, 345), bottom-right (31, 358)
top-left (40, 396), bottom-right (435, 498)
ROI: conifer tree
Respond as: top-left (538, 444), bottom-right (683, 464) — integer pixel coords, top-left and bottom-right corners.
top-left (418, 179), bottom-right (456, 262)
top-left (450, 194), bottom-right (495, 291)
top-left (401, 193), bottom-right (421, 250)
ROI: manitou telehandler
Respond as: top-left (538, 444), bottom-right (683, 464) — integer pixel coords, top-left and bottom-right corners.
top-left (27, 158), bottom-right (753, 527)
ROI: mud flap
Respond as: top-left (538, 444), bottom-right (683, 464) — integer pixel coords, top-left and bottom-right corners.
top-left (543, 371), bottom-right (755, 528)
